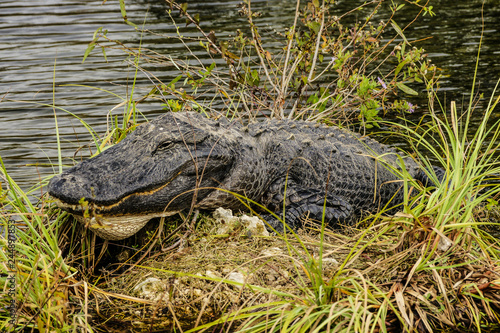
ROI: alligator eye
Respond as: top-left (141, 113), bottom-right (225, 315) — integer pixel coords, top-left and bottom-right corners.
top-left (152, 141), bottom-right (174, 155)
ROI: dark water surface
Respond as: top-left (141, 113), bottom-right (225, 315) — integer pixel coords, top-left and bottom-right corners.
top-left (1, 0), bottom-right (500, 189)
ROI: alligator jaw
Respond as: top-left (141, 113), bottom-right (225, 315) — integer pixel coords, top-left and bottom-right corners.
top-left (54, 199), bottom-right (180, 240)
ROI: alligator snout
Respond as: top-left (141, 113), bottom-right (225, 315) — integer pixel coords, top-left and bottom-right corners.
top-left (48, 172), bottom-right (94, 206)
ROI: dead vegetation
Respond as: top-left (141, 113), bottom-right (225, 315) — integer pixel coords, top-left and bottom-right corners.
top-left (2, 1), bottom-right (500, 331)
top-left (50, 208), bottom-right (500, 333)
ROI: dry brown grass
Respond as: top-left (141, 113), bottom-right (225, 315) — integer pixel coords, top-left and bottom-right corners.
top-left (50, 209), bottom-right (500, 333)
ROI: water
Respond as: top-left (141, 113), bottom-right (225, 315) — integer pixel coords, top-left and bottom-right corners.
top-left (1, 0), bottom-right (500, 189)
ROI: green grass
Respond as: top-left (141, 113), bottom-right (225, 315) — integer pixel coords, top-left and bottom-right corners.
top-left (1, 0), bottom-right (500, 332)
top-left (0, 156), bottom-right (84, 332)
top-left (187, 25), bottom-right (500, 332)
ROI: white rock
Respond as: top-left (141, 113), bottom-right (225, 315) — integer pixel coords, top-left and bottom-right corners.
top-left (438, 234), bottom-right (453, 251)
top-left (260, 247), bottom-right (283, 256)
top-left (322, 257), bottom-right (339, 265)
top-left (205, 270), bottom-right (220, 279)
top-left (240, 215), bottom-right (269, 236)
top-left (213, 207), bottom-right (240, 234)
top-left (213, 208), bottom-right (269, 236)
top-left (226, 272), bottom-right (246, 289)
top-left (132, 277), bottom-right (164, 301)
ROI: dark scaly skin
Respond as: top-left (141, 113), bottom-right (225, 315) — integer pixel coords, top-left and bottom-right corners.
top-left (48, 111), bottom-right (424, 239)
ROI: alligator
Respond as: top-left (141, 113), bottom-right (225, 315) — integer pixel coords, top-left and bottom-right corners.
top-left (48, 111), bottom-right (436, 240)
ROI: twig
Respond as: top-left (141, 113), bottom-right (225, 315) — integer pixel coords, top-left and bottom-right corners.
top-left (279, 0), bottom-right (302, 118)
top-left (289, 0), bottom-right (326, 118)
top-left (246, 0), bottom-right (280, 115)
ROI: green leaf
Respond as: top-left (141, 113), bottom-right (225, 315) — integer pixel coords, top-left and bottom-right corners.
top-left (251, 69), bottom-right (260, 86)
top-left (119, 0), bottom-right (137, 28)
top-left (486, 198), bottom-right (498, 210)
top-left (101, 46), bottom-right (108, 63)
top-left (82, 42), bottom-right (96, 63)
top-left (394, 59), bottom-right (409, 77)
top-left (309, 22), bottom-right (321, 34)
top-left (119, 0), bottom-right (126, 17)
top-left (423, 6), bottom-right (435, 17)
top-left (120, 0), bottom-right (137, 29)
top-left (307, 93), bottom-right (319, 104)
top-left (92, 27), bottom-right (103, 40)
top-left (207, 62), bottom-right (216, 73)
top-left (171, 75), bottom-right (183, 85)
top-left (390, 20), bottom-right (408, 45)
top-left (396, 82), bottom-right (418, 95)
top-left (168, 75), bottom-right (183, 89)
top-left (180, 3), bottom-right (188, 13)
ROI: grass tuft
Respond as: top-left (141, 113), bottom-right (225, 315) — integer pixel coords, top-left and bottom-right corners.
top-left (2, 1), bottom-right (500, 332)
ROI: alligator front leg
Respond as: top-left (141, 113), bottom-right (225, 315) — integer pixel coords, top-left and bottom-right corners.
top-left (262, 188), bottom-right (353, 233)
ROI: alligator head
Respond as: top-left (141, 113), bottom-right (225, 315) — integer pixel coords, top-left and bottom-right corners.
top-left (48, 112), bottom-right (239, 240)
